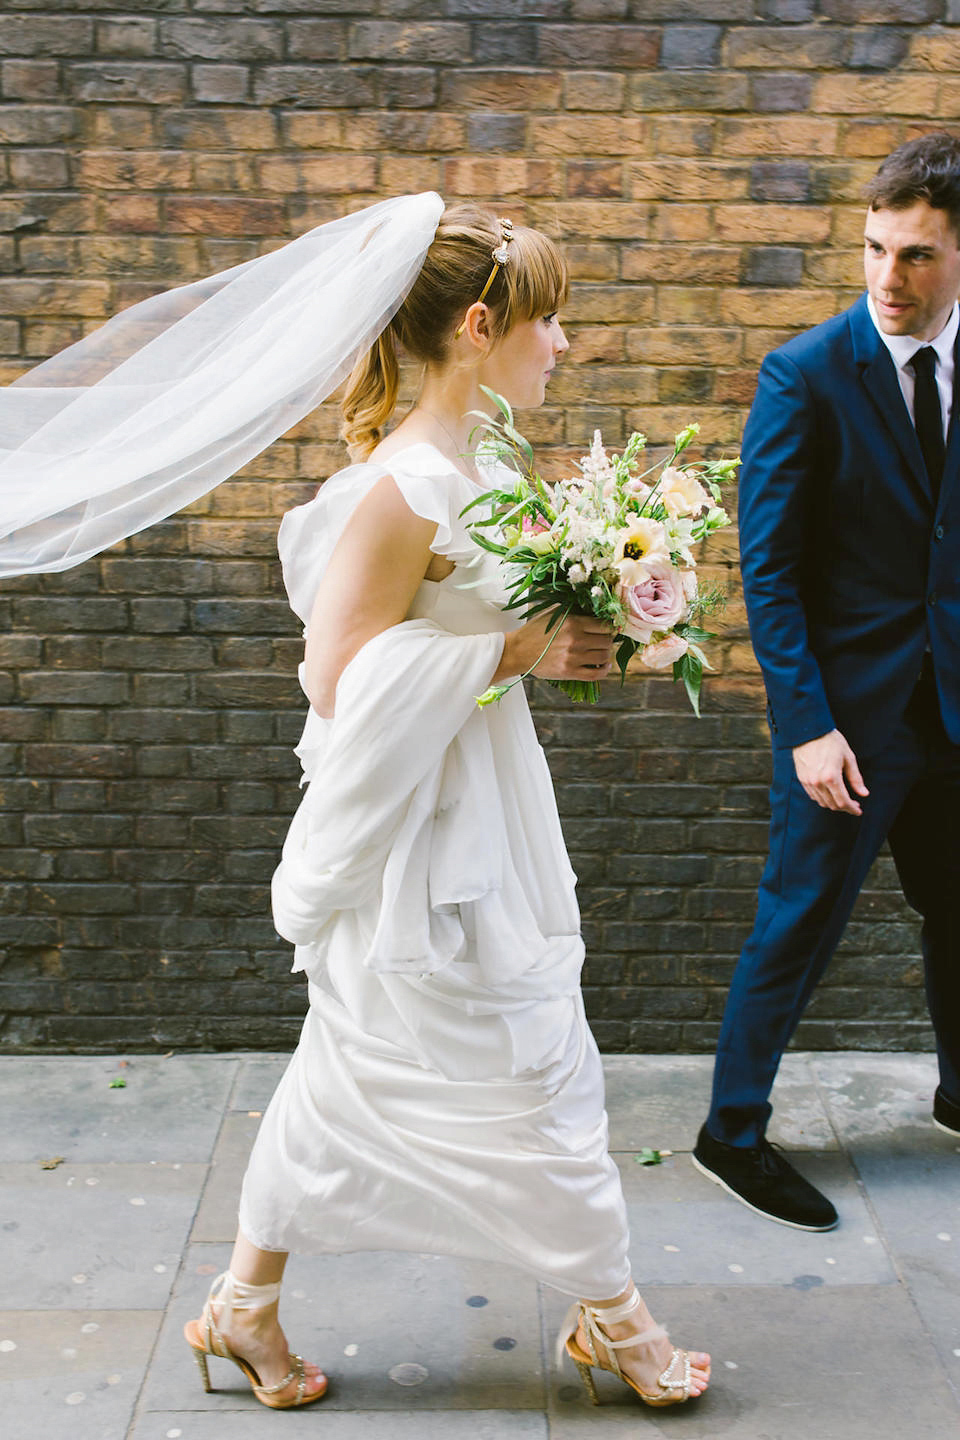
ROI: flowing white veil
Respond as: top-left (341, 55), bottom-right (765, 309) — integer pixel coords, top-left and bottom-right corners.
top-left (0, 191), bottom-right (445, 577)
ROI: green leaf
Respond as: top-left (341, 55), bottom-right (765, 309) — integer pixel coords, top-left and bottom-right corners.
top-left (479, 384), bottom-right (514, 425)
top-left (635, 1148), bottom-right (662, 1166)
top-left (109, 1077), bottom-right (127, 1089)
top-left (616, 636), bottom-right (636, 684)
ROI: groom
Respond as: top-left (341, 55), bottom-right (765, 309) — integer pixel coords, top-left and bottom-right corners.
top-left (692, 131), bottom-right (960, 1230)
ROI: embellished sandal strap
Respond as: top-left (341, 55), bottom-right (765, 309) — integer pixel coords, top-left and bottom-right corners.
top-left (253, 1352), bottom-right (306, 1402)
top-left (657, 1346), bottom-right (692, 1398)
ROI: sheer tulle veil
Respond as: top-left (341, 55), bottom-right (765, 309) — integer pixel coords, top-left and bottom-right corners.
top-left (0, 191), bottom-right (445, 577)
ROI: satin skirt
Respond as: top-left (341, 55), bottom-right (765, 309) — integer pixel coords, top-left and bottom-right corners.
top-left (238, 977), bottom-right (632, 1300)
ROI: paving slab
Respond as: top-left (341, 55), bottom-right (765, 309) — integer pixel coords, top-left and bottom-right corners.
top-left (2, 1161), bottom-right (206, 1309)
top-left (143, 1244), bottom-right (545, 1415)
top-left (617, 1151), bottom-right (894, 1288)
top-left (230, 1055), bottom-right (289, 1113)
top-left (189, 1112), bottom-right (260, 1243)
top-left (603, 1053), bottom-right (837, 1152)
top-left (0, 1056), bottom-right (238, 1163)
top-left (542, 1284), bottom-right (957, 1440)
top-left (0, 1309), bottom-right (159, 1440)
top-left (131, 1411), bottom-right (549, 1438)
top-left (811, 1052), bottom-right (946, 1148)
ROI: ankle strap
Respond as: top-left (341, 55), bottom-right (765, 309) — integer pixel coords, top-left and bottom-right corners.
top-left (212, 1270), bottom-right (283, 1310)
top-left (583, 1286), bottom-right (642, 1328)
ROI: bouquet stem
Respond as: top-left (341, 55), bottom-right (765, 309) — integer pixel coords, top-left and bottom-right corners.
top-left (546, 678), bottom-right (601, 704)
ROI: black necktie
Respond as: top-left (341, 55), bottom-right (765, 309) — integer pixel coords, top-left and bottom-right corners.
top-left (909, 345), bottom-right (945, 500)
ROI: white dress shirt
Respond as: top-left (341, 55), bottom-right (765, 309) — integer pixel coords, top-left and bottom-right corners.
top-left (867, 294), bottom-right (958, 441)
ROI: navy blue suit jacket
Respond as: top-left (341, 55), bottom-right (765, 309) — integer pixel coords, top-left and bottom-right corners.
top-left (739, 291), bottom-right (960, 758)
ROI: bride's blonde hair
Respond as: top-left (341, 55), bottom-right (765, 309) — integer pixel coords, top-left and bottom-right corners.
top-left (341, 202), bottom-right (568, 460)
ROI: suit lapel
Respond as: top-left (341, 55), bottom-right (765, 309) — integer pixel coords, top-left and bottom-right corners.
top-left (848, 295), bottom-right (931, 503)
top-left (941, 323), bottom-right (960, 507)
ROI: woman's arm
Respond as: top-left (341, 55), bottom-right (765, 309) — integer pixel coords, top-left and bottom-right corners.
top-left (305, 473), bottom-right (616, 717)
top-left (304, 475), bottom-right (437, 716)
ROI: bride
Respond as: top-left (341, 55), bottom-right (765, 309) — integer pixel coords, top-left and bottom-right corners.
top-left (182, 201), bottom-right (711, 1412)
top-left (0, 188), bottom-right (709, 1414)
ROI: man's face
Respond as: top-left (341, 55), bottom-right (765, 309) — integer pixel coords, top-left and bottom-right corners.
top-left (864, 200), bottom-right (960, 342)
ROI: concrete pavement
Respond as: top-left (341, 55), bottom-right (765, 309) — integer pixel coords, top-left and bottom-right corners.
top-left (1, 1050), bottom-right (958, 1439)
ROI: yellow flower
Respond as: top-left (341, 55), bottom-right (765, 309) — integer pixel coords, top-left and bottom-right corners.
top-left (613, 518), bottom-right (669, 584)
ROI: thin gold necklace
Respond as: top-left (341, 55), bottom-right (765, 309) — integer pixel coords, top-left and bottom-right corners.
top-left (417, 406), bottom-right (478, 479)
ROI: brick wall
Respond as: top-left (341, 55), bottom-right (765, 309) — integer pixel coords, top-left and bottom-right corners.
top-left (0, 1), bottom-right (948, 1052)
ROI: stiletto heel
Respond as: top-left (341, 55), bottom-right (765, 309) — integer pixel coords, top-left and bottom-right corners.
top-left (183, 1271), bottom-right (327, 1409)
top-left (192, 1348), bottom-right (212, 1393)
top-left (558, 1286), bottom-right (706, 1408)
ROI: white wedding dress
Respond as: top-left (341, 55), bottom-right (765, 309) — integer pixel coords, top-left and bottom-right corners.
top-left (238, 442), bottom-right (631, 1299)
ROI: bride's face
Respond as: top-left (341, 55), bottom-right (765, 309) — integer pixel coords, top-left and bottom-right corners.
top-left (479, 312), bottom-right (569, 410)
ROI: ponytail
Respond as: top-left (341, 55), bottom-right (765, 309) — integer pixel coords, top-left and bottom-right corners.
top-left (340, 328), bottom-right (400, 461)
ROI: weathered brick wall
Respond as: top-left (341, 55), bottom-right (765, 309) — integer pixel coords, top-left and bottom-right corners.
top-left (0, 1), bottom-right (947, 1052)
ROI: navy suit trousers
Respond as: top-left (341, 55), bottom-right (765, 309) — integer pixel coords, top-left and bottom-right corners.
top-left (706, 662), bottom-right (960, 1147)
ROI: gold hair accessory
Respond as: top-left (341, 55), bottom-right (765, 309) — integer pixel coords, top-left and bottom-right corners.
top-left (454, 217), bottom-right (514, 338)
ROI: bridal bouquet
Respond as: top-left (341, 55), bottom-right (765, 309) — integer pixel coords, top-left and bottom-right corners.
top-left (463, 390), bottom-right (737, 714)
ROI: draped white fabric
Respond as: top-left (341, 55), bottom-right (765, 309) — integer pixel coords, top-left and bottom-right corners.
top-left (0, 193), bottom-right (444, 576)
top-left (240, 445), bottom-right (632, 1299)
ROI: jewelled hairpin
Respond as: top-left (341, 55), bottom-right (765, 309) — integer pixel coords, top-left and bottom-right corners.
top-left (454, 217), bottom-right (514, 338)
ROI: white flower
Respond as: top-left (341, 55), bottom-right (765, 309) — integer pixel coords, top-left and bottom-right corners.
top-left (659, 466), bottom-right (711, 518)
top-left (612, 518), bottom-right (670, 585)
top-left (568, 563), bottom-right (588, 585)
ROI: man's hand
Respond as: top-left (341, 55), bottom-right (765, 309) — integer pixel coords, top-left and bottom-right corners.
top-left (792, 729), bottom-right (869, 816)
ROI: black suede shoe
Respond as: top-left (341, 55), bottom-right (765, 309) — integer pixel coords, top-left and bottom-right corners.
top-left (933, 1086), bottom-right (960, 1136)
top-left (692, 1124), bottom-right (838, 1231)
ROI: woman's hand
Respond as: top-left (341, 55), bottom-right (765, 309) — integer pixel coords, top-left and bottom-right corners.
top-left (493, 612), bottom-right (616, 685)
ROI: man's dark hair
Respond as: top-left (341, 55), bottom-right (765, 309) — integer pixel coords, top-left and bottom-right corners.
top-left (864, 131), bottom-right (960, 239)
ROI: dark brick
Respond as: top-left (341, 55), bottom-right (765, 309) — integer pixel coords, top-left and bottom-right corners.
top-left (749, 74), bottom-right (813, 112)
top-left (848, 29), bottom-right (910, 69)
top-left (743, 246), bottom-right (805, 287)
top-left (755, 0), bottom-right (816, 16)
top-left (750, 161), bottom-right (811, 203)
top-left (660, 24), bottom-right (723, 68)
top-left (472, 23), bottom-right (537, 64)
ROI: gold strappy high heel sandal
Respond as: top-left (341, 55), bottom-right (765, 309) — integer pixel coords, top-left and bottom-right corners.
top-left (183, 1270), bottom-right (328, 1409)
top-left (558, 1285), bottom-right (703, 1408)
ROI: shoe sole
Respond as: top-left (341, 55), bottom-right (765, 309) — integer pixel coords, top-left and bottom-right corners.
top-left (932, 1115), bottom-right (960, 1138)
top-left (690, 1152), bottom-right (839, 1232)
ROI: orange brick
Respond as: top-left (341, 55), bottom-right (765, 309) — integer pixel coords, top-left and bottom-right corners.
top-left (718, 289), bottom-right (839, 327)
top-left (532, 200), bottom-right (652, 240)
top-left (440, 70), bottom-right (562, 112)
top-left (627, 328), bottom-right (742, 366)
top-left (624, 403), bottom-right (745, 447)
top-left (714, 205), bottom-right (831, 244)
top-left (652, 118), bottom-right (715, 157)
top-left (723, 26), bottom-right (846, 69)
top-left (98, 194), bottom-right (161, 233)
top-left (743, 328), bottom-right (801, 363)
top-left (563, 283), bottom-right (654, 324)
top-left (165, 196), bottom-right (286, 236)
top-left (804, 249), bottom-right (865, 286)
top-left (629, 160), bottom-right (749, 202)
top-left (529, 116), bottom-right (650, 157)
top-left (76, 235), bottom-right (201, 276)
top-left (160, 109), bottom-right (278, 150)
top-left (840, 121), bottom-right (904, 159)
top-left (192, 155), bottom-right (257, 192)
top-left (548, 365), bottom-right (653, 405)
top-left (622, 244), bottom-right (741, 284)
top-left (443, 157), bottom-right (563, 197)
top-left (813, 74), bottom-right (939, 116)
top-left (75, 150), bottom-right (192, 191)
top-left (565, 325), bottom-right (627, 363)
top-left (718, 117), bottom-right (840, 157)
top-left (377, 157), bottom-right (441, 193)
top-left (714, 370), bottom-right (759, 406)
top-left (651, 206), bottom-right (712, 243)
top-left (90, 107), bottom-right (157, 147)
top-left (562, 242), bottom-right (621, 281)
top-left (561, 70), bottom-right (625, 112)
top-left (832, 205), bottom-right (871, 245)
top-left (908, 33), bottom-right (960, 70)
top-left (258, 154), bottom-right (378, 193)
top-left (0, 278), bottom-right (110, 316)
top-left (281, 113), bottom-right (344, 149)
top-left (655, 287), bottom-right (723, 325)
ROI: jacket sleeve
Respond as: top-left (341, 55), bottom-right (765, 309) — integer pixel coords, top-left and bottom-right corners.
top-left (739, 347), bottom-right (836, 750)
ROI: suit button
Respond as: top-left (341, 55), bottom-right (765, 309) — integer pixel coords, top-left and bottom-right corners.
top-left (935, 524), bottom-right (945, 540)
top-left (929, 591), bottom-right (938, 606)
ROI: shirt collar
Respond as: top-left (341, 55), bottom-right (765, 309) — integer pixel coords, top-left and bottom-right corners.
top-left (867, 294), bottom-right (959, 372)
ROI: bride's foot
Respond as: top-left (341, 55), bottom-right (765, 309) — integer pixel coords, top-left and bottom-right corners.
top-left (563, 1285), bottom-right (710, 1407)
top-left (184, 1272), bottom-right (327, 1409)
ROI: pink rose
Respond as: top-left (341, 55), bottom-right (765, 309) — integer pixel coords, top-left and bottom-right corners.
top-left (522, 512), bottom-right (550, 535)
top-left (641, 633), bottom-right (689, 669)
top-left (618, 563), bottom-right (688, 643)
